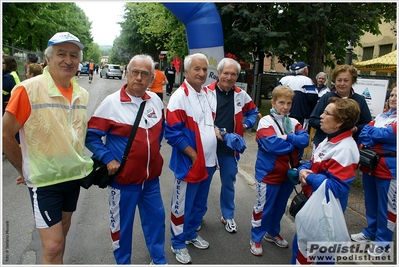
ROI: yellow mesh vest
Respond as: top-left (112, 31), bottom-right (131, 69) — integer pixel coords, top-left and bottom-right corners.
top-left (16, 67), bottom-right (93, 187)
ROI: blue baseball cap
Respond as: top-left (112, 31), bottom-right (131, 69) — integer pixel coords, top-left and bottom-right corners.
top-left (290, 61), bottom-right (309, 70)
top-left (47, 32), bottom-right (85, 49)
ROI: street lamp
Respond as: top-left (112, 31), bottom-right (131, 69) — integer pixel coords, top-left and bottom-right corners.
top-left (345, 40), bottom-right (353, 65)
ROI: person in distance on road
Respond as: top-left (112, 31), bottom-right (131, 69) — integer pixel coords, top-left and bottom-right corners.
top-left (149, 61), bottom-right (168, 101)
top-left (88, 59), bottom-right (95, 83)
top-left (164, 61), bottom-right (176, 96)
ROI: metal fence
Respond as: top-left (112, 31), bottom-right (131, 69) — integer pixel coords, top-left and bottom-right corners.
top-left (3, 45), bottom-right (44, 81)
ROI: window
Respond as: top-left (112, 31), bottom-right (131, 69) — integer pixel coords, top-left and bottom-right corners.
top-left (360, 47), bottom-right (374, 75)
top-left (362, 46), bottom-right (374, 61)
top-left (379, 44), bottom-right (393, 56)
top-left (377, 44), bottom-right (393, 76)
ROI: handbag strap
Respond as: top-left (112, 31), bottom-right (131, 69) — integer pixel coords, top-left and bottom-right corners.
top-left (114, 100), bottom-right (146, 176)
top-left (270, 114), bottom-right (296, 167)
top-left (363, 147), bottom-right (396, 157)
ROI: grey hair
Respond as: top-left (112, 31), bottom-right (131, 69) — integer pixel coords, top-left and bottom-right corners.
top-left (127, 54), bottom-right (155, 75)
top-left (184, 53), bottom-right (208, 71)
top-left (44, 45), bottom-right (53, 59)
top-left (316, 71), bottom-right (328, 81)
top-left (295, 67), bottom-right (307, 75)
top-left (44, 45), bottom-right (82, 61)
top-left (217, 58), bottom-right (241, 74)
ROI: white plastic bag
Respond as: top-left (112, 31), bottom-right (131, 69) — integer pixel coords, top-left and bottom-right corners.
top-left (295, 180), bottom-right (351, 260)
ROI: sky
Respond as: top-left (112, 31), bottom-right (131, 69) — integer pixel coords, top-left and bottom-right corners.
top-left (76, 1), bottom-right (126, 46)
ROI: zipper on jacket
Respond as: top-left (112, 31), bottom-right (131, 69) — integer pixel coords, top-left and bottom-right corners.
top-left (143, 118), bottom-right (150, 190)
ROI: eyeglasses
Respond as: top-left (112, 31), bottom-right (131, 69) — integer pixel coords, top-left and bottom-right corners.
top-left (322, 110), bottom-right (335, 117)
top-left (130, 69), bottom-right (150, 79)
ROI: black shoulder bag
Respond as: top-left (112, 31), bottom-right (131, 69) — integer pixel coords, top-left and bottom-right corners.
top-left (359, 147), bottom-right (396, 172)
top-left (80, 100), bottom-right (146, 189)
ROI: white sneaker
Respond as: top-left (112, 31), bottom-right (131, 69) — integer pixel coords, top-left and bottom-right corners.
top-left (185, 235), bottom-right (209, 249)
top-left (263, 233), bottom-right (289, 248)
top-left (250, 239), bottom-right (263, 256)
top-left (367, 246), bottom-right (391, 257)
top-left (221, 217), bottom-right (237, 233)
top-left (171, 246), bottom-right (191, 264)
top-left (351, 232), bottom-right (372, 243)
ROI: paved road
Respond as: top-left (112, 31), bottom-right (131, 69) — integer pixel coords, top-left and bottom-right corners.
top-left (2, 73), bottom-right (394, 265)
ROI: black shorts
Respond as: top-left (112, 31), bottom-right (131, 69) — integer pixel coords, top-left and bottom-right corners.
top-left (88, 70), bottom-right (94, 74)
top-left (28, 180), bottom-right (80, 228)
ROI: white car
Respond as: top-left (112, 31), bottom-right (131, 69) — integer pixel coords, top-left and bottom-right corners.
top-left (100, 64), bottom-right (123, 79)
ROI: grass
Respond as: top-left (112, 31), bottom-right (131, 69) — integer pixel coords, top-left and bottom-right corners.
top-left (258, 99), bottom-right (272, 117)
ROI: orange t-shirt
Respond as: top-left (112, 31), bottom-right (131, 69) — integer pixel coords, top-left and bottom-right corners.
top-left (6, 83), bottom-right (73, 125)
top-left (89, 62), bottom-right (95, 71)
top-left (150, 69), bottom-right (167, 93)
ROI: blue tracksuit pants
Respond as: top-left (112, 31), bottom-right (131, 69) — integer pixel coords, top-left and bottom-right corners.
top-left (218, 155), bottom-right (238, 219)
top-left (170, 167), bottom-right (216, 249)
top-left (109, 177), bottom-right (167, 264)
top-left (362, 173), bottom-right (396, 248)
top-left (251, 180), bottom-right (293, 242)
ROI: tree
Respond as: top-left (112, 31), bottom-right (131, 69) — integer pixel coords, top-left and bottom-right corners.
top-left (85, 42), bottom-right (102, 64)
top-left (216, 3), bottom-right (397, 81)
top-left (3, 2), bottom-right (92, 52)
top-left (115, 3), bottom-right (187, 64)
top-left (109, 36), bottom-right (132, 64)
top-left (116, 3), bottom-right (165, 62)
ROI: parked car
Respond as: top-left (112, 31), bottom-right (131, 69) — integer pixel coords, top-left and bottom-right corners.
top-left (100, 64), bottom-right (123, 79)
top-left (259, 72), bottom-right (286, 99)
top-left (80, 63), bottom-right (89, 75)
top-left (76, 62), bottom-right (89, 76)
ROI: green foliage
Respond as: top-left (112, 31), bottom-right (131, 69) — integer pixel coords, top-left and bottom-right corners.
top-left (216, 3), bottom-right (396, 80)
top-left (85, 43), bottom-right (102, 64)
top-left (3, 2), bottom-right (92, 52)
top-left (110, 2), bottom-right (187, 64)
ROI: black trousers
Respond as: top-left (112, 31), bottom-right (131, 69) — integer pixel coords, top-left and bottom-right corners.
top-left (166, 79), bottom-right (174, 94)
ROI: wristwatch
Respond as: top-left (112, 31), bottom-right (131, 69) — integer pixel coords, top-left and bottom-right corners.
top-left (219, 128), bottom-right (227, 136)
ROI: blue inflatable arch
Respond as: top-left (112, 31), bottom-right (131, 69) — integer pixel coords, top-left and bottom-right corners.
top-left (163, 2), bottom-right (224, 85)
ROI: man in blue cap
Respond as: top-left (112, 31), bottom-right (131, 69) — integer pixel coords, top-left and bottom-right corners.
top-left (277, 61), bottom-right (317, 131)
top-left (3, 31), bottom-right (92, 264)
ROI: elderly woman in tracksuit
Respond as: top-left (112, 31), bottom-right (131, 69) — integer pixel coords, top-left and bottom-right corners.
top-left (250, 86), bottom-right (309, 256)
top-left (351, 85), bottom-right (397, 256)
